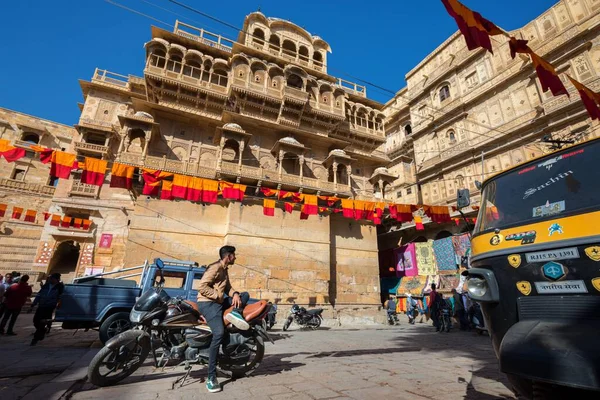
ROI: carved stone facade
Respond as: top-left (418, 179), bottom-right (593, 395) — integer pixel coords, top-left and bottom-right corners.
top-left (382, 0), bottom-right (600, 228)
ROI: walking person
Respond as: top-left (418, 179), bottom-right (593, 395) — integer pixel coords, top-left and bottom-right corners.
top-left (452, 289), bottom-right (468, 330)
top-left (384, 295), bottom-right (398, 325)
top-left (429, 283), bottom-right (441, 331)
top-left (196, 246), bottom-right (250, 393)
top-left (30, 273), bottom-right (64, 346)
top-left (0, 275), bottom-right (32, 335)
top-left (406, 293), bottom-right (418, 324)
top-left (0, 273), bottom-right (14, 320)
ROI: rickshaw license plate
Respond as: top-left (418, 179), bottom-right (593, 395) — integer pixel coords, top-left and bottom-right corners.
top-left (534, 280), bottom-right (588, 294)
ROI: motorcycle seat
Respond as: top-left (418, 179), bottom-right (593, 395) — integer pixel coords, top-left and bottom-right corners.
top-left (307, 308), bottom-right (323, 315)
top-left (223, 300), bottom-right (268, 325)
top-left (183, 300), bottom-right (206, 324)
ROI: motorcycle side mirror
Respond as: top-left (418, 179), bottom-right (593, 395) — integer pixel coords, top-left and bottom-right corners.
top-left (154, 258), bottom-right (165, 287)
top-left (155, 258), bottom-right (164, 270)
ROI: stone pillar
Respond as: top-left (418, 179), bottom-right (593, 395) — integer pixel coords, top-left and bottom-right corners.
top-left (238, 141), bottom-right (245, 167)
top-left (346, 164), bottom-right (352, 190)
top-left (299, 155), bottom-right (304, 179)
top-left (142, 133), bottom-right (150, 157)
top-left (378, 178), bottom-right (385, 199)
top-left (332, 162), bottom-right (338, 186)
top-left (217, 136), bottom-right (226, 170)
top-left (278, 150), bottom-right (284, 175)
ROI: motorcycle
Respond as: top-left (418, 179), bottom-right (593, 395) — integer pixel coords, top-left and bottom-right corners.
top-left (266, 303), bottom-right (277, 330)
top-left (87, 258), bottom-right (273, 388)
top-left (282, 304), bottom-right (323, 331)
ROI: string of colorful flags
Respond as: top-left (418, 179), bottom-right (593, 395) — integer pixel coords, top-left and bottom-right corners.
top-left (0, 204), bottom-right (92, 230)
top-left (441, 0), bottom-right (600, 120)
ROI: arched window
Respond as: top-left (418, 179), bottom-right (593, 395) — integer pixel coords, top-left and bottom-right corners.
top-left (455, 175), bottom-right (465, 189)
top-left (211, 69), bottom-right (228, 87)
top-left (282, 40), bottom-right (296, 58)
top-left (299, 46), bottom-right (309, 63)
top-left (439, 85), bottom-right (451, 102)
top-left (313, 51), bottom-right (323, 67)
top-left (356, 110), bottom-right (368, 127)
top-left (183, 60), bottom-right (201, 79)
top-left (151, 49), bottom-right (166, 68)
top-left (404, 124), bottom-right (412, 135)
top-left (252, 28), bottom-right (265, 45)
top-left (269, 35), bottom-right (280, 52)
top-left (201, 60), bottom-right (212, 82)
top-left (21, 132), bottom-right (39, 144)
top-left (286, 74), bottom-right (303, 89)
top-left (448, 130), bottom-right (456, 144)
top-left (167, 54), bottom-right (183, 73)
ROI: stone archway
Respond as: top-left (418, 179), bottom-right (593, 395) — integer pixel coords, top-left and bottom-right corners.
top-left (48, 240), bottom-right (81, 283)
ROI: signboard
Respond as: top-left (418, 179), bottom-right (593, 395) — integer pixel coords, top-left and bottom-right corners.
top-left (99, 233), bottom-right (113, 249)
top-left (84, 267), bottom-right (104, 276)
top-left (534, 280), bottom-right (588, 294)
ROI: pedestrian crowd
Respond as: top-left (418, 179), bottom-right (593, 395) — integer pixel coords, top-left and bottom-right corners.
top-left (0, 272), bottom-right (64, 345)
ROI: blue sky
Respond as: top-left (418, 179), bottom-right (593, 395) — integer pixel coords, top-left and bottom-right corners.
top-left (0, 0), bottom-right (556, 125)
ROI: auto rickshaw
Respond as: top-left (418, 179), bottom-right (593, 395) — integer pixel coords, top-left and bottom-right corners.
top-left (461, 137), bottom-right (600, 399)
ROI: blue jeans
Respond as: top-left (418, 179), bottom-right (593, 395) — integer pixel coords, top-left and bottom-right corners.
top-left (198, 292), bottom-right (249, 379)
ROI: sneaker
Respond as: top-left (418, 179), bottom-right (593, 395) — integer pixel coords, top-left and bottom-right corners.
top-left (206, 376), bottom-right (221, 393)
top-left (225, 310), bottom-right (250, 331)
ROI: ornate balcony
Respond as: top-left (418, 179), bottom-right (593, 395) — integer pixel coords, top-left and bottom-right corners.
top-left (74, 141), bottom-right (109, 155)
top-left (69, 180), bottom-right (100, 198)
top-left (11, 140), bottom-right (36, 150)
top-left (77, 117), bottom-right (116, 133)
top-left (0, 178), bottom-right (55, 197)
top-left (335, 78), bottom-right (367, 98)
top-left (174, 21), bottom-right (234, 53)
top-left (283, 86), bottom-right (309, 103)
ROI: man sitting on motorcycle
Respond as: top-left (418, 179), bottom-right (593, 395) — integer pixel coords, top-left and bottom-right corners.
top-left (197, 245), bottom-right (250, 393)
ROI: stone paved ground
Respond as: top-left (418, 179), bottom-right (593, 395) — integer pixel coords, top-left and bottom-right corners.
top-left (0, 313), bottom-right (516, 400)
top-left (67, 321), bottom-right (515, 400)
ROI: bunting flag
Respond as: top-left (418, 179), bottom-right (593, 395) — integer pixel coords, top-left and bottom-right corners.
top-left (0, 204), bottom-right (6, 218)
top-left (568, 75), bottom-right (600, 120)
top-left (300, 212), bottom-right (309, 220)
top-left (61, 216), bottom-right (72, 228)
top-left (441, 0), bottom-right (503, 54)
top-left (73, 218), bottom-right (83, 229)
top-left (530, 52), bottom-right (569, 97)
top-left (50, 214), bottom-right (61, 226)
top-left (263, 199), bottom-right (275, 216)
top-left (454, 218), bottom-right (461, 226)
top-left (81, 157), bottom-right (108, 186)
top-left (83, 219), bottom-right (92, 230)
top-left (279, 190), bottom-right (303, 202)
top-left (221, 182), bottom-right (246, 201)
top-left (0, 139), bottom-right (26, 163)
top-left (364, 201), bottom-right (376, 221)
top-left (11, 207), bottom-right (23, 220)
top-left (319, 196), bottom-right (340, 207)
top-left (508, 36), bottom-right (531, 59)
top-left (374, 201), bottom-right (386, 225)
top-left (353, 200), bottom-right (366, 220)
top-left (142, 169), bottom-right (172, 196)
top-left (414, 215), bottom-right (425, 231)
top-left (202, 179), bottom-right (219, 204)
top-left (284, 202), bottom-right (294, 214)
top-left (43, 212), bottom-right (51, 221)
top-left (301, 194), bottom-right (318, 216)
top-left (30, 145), bottom-right (54, 164)
top-left (341, 199), bottom-right (354, 218)
top-left (24, 209), bottom-right (36, 223)
top-left (185, 177), bottom-right (204, 202)
top-left (172, 174), bottom-right (190, 199)
top-left (395, 204), bottom-right (414, 222)
top-left (430, 206), bottom-right (452, 224)
top-left (261, 187), bottom-right (278, 197)
top-left (50, 151), bottom-right (78, 179)
top-left (160, 181), bottom-right (174, 200)
top-left (110, 163), bottom-right (135, 189)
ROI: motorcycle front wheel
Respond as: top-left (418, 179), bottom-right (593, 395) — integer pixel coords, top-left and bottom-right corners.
top-left (283, 317), bottom-right (292, 331)
top-left (87, 330), bottom-right (150, 387)
top-left (219, 335), bottom-right (265, 379)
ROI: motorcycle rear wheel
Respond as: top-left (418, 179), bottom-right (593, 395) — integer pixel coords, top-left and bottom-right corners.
top-left (88, 331), bottom-right (150, 387)
top-left (219, 335), bottom-right (265, 379)
top-left (310, 316), bottom-right (322, 330)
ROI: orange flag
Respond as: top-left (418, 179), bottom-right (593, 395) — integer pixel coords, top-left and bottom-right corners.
top-left (161, 180), bottom-right (174, 200)
top-left (61, 216), bottom-right (72, 228)
top-left (341, 199), bottom-right (354, 219)
top-left (263, 199), bottom-right (275, 216)
top-left (0, 139), bottom-right (26, 163)
top-left (81, 157), bottom-right (108, 186)
top-left (414, 215), bottom-right (425, 231)
top-left (186, 177), bottom-right (204, 202)
top-left (220, 182), bottom-right (246, 201)
top-left (301, 194), bottom-right (318, 216)
top-left (172, 174), bottom-right (190, 199)
top-left (568, 75), bottom-right (600, 120)
top-left (24, 209), bottom-right (36, 223)
top-left (284, 202), bottom-right (294, 214)
top-left (508, 36), bottom-right (532, 59)
top-left (261, 187), bottom-right (278, 197)
top-left (202, 179), bottom-right (219, 204)
top-left (530, 52), bottom-right (569, 98)
top-left (50, 151), bottom-right (78, 179)
top-left (441, 0), bottom-right (503, 54)
top-left (50, 215), bottom-right (61, 227)
top-left (0, 204), bottom-right (6, 218)
top-left (364, 202), bottom-right (376, 221)
top-left (82, 219), bottom-right (92, 230)
top-left (110, 163), bottom-right (135, 189)
top-left (73, 218), bottom-right (83, 229)
top-left (142, 169), bottom-right (172, 196)
top-left (353, 200), bottom-right (366, 220)
top-left (11, 207), bottom-right (23, 220)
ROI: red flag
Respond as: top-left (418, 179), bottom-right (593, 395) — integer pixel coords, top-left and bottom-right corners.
top-left (441, 0), bottom-right (503, 54)
top-left (24, 209), bottom-right (36, 223)
top-left (508, 37), bottom-right (531, 59)
top-left (161, 181), bottom-right (174, 200)
top-left (300, 212), bottom-right (309, 220)
top-left (454, 218), bottom-right (460, 226)
top-left (0, 204), bottom-right (6, 218)
top-left (202, 179), bottom-right (219, 204)
top-left (341, 199), bottom-right (354, 219)
top-left (284, 202), bottom-right (294, 214)
top-left (568, 75), bottom-right (600, 120)
top-left (263, 199), bottom-right (275, 216)
top-left (364, 202), bottom-right (376, 221)
top-left (353, 200), bottom-right (366, 220)
top-left (172, 175), bottom-right (190, 199)
top-left (73, 218), bottom-right (83, 229)
top-left (43, 212), bottom-right (51, 221)
top-left (61, 216), bottom-right (72, 228)
top-left (110, 163), bottom-right (135, 189)
top-left (82, 219), bottom-right (92, 230)
top-left (395, 204), bottom-right (413, 222)
top-left (185, 177), bottom-right (204, 202)
top-left (414, 215), bottom-right (425, 231)
top-left (261, 187), bottom-right (278, 197)
top-left (530, 52), bottom-right (569, 97)
top-left (301, 194), bottom-right (318, 216)
top-left (11, 207), bottom-right (23, 220)
top-left (50, 215), bottom-right (61, 226)
top-left (50, 151), bottom-right (78, 179)
top-left (81, 157), bottom-right (108, 186)
top-left (142, 169), bottom-right (172, 196)
top-left (220, 182), bottom-right (246, 201)
top-left (0, 139), bottom-right (26, 163)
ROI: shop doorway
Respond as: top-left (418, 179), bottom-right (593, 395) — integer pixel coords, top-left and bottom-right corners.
top-left (48, 241), bottom-right (81, 283)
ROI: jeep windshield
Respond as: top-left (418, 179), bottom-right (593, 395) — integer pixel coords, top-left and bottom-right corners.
top-left (474, 139), bottom-right (600, 234)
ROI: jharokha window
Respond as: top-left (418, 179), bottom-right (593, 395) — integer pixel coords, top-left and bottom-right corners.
top-left (439, 85), bottom-right (451, 103)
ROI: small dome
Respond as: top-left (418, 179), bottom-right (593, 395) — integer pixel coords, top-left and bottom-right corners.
top-left (374, 167), bottom-right (389, 174)
top-left (280, 136), bottom-right (302, 145)
top-left (329, 149), bottom-right (347, 157)
top-left (223, 123), bottom-right (244, 131)
top-left (134, 111), bottom-right (154, 120)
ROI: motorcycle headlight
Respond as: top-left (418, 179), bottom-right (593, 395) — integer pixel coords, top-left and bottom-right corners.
top-left (129, 309), bottom-right (144, 323)
top-left (467, 277), bottom-right (488, 298)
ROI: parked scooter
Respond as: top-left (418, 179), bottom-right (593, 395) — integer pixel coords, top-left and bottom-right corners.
top-left (282, 304), bottom-right (323, 331)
